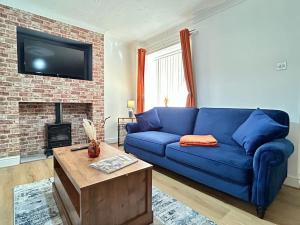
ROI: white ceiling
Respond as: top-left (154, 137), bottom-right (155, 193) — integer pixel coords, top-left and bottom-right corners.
top-left (0, 0), bottom-right (243, 41)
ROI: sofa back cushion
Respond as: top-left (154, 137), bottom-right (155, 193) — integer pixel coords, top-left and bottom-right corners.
top-left (193, 108), bottom-right (289, 146)
top-left (154, 107), bottom-right (199, 136)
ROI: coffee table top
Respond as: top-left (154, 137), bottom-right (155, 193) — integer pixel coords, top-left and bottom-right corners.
top-left (53, 143), bottom-right (152, 190)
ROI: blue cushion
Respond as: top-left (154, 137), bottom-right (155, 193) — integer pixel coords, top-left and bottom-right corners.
top-left (125, 122), bottom-right (140, 133)
top-left (125, 131), bottom-right (180, 156)
top-left (193, 108), bottom-right (289, 146)
top-left (135, 108), bottom-right (162, 132)
top-left (232, 109), bottom-right (289, 155)
top-left (155, 107), bottom-right (199, 135)
top-left (165, 142), bottom-right (253, 185)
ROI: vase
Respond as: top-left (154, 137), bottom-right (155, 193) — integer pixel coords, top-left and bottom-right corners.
top-left (88, 139), bottom-right (100, 158)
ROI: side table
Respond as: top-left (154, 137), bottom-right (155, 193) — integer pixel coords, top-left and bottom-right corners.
top-left (118, 117), bottom-right (136, 146)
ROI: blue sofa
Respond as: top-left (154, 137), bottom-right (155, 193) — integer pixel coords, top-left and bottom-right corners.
top-left (124, 107), bottom-right (294, 218)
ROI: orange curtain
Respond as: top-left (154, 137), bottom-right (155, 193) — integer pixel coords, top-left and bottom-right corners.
top-left (180, 28), bottom-right (196, 107)
top-left (136, 48), bottom-right (146, 113)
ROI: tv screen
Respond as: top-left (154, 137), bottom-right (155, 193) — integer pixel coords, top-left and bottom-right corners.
top-left (24, 39), bottom-right (85, 79)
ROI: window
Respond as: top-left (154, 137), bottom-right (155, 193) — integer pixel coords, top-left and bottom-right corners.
top-left (144, 44), bottom-right (187, 110)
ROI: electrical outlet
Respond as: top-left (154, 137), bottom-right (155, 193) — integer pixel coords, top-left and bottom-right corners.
top-left (276, 61), bottom-right (287, 71)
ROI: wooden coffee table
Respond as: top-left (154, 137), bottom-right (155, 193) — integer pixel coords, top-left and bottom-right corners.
top-left (53, 143), bottom-right (153, 225)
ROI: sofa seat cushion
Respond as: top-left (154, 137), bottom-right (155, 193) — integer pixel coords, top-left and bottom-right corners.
top-left (165, 142), bottom-right (253, 185)
top-left (125, 131), bottom-right (180, 156)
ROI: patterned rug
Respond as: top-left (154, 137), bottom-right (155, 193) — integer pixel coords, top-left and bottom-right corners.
top-left (14, 178), bottom-right (217, 225)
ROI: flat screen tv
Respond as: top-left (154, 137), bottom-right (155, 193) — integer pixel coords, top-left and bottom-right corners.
top-left (17, 27), bottom-right (92, 80)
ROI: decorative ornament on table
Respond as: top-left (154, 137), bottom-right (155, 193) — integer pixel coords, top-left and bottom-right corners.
top-left (83, 117), bottom-right (111, 158)
top-left (83, 119), bottom-right (100, 158)
top-left (164, 96), bottom-right (168, 107)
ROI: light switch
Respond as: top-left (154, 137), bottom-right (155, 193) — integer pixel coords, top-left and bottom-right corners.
top-left (276, 61), bottom-right (287, 71)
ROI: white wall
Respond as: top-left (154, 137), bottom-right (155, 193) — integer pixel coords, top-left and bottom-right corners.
top-left (141, 0), bottom-right (300, 187)
top-left (191, 0), bottom-right (300, 186)
top-left (104, 34), bottom-right (137, 143)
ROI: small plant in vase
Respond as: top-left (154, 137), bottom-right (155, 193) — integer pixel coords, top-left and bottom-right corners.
top-left (83, 119), bottom-right (100, 158)
top-left (83, 117), bottom-right (111, 158)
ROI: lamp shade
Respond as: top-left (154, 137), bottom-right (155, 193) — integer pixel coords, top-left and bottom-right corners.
top-left (127, 100), bottom-right (135, 108)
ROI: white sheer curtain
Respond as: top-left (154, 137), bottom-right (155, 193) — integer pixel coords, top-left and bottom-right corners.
top-left (144, 44), bottom-right (187, 111)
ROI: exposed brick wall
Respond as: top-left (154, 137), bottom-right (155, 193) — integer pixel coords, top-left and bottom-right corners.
top-left (0, 4), bottom-right (104, 158)
top-left (19, 102), bottom-right (55, 156)
top-left (63, 103), bottom-right (92, 146)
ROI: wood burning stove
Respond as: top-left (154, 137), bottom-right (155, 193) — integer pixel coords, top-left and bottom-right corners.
top-left (44, 103), bottom-right (72, 157)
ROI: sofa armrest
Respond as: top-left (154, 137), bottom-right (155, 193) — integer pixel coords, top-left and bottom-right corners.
top-left (251, 139), bottom-right (294, 208)
top-left (125, 122), bottom-right (140, 134)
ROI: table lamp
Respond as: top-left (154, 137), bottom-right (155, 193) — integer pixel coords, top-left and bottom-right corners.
top-left (127, 100), bottom-right (135, 118)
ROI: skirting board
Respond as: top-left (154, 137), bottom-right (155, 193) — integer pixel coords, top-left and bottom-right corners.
top-left (0, 155), bottom-right (20, 168)
top-left (104, 137), bottom-right (118, 144)
top-left (284, 175), bottom-right (300, 189)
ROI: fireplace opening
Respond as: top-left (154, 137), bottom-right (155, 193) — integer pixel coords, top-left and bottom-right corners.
top-left (45, 103), bottom-right (72, 157)
top-left (19, 102), bottom-right (91, 160)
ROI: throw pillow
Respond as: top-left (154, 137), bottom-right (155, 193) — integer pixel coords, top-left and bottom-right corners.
top-left (232, 109), bottom-right (288, 155)
top-left (135, 108), bottom-right (162, 132)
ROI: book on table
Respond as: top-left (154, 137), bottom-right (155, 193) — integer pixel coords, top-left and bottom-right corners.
top-left (89, 155), bottom-right (138, 174)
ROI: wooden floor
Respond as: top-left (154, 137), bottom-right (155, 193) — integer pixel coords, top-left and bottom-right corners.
top-left (0, 157), bottom-right (299, 225)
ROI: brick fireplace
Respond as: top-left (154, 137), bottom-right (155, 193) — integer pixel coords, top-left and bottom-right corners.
top-left (19, 102), bottom-right (93, 157)
top-left (0, 5), bottom-right (104, 160)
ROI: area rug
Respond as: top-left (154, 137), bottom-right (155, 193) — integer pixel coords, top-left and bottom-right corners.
top-left (14, 178), bottom-right (217, 225)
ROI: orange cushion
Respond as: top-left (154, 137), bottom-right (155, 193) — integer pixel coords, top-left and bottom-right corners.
top-left (180, 135), bottom-right (218, 147)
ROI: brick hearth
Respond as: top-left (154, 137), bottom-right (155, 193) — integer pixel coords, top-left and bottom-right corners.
top-left (0, 5), bottom-right (104, 158)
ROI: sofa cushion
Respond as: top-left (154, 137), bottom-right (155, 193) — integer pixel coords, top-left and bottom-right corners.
top-left (155, 107), bottom-right (199, 135)
top-left (135, 108), bottom-right (162, 132)
top-left (232, 109), bottom-right (288, 155)
top-left (193, 108), bottom-right (289, 146)
top-left (125, 131), bottom-right (180, 156)
top-left (165, 142), bottom-right (253, 185)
